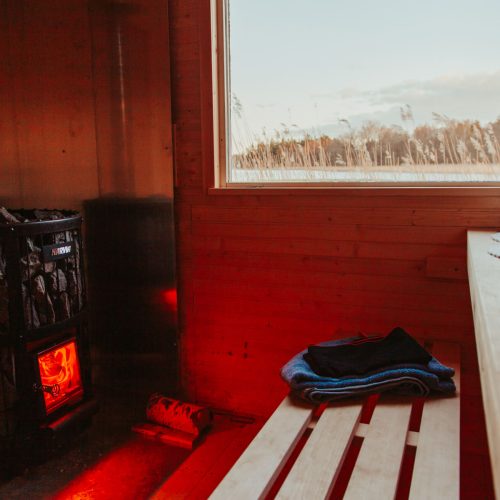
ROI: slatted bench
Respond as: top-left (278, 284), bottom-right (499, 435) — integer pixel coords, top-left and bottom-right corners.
top-left (468, 230), bottom-right (500, 498)
top-left (210, 342), bottom-right (460, 500)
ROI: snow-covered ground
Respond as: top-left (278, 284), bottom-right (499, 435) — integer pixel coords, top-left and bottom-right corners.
top-left (230, 164), bottom-right (500, 184)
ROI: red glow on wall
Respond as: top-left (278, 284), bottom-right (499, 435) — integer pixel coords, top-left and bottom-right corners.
top-left (161, 288), bottom-right (178, 312)
top-left (37, 339), bottom-right (83, 415)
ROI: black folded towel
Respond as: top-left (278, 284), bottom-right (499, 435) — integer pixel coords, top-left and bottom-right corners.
top-left (303, 327), bottom-right (432, 377)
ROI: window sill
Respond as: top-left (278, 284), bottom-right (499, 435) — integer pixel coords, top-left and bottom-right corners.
top-left (210, 165), bottom-right (500, 194)
top-left (208, 184), bottom-right (500, 196)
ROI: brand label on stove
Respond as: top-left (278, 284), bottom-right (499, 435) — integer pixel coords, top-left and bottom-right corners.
top-left (43, 241), bottom-right (75, 262)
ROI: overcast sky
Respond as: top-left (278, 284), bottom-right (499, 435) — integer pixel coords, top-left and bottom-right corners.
top-left (229, 0), bottom-right (500, 139)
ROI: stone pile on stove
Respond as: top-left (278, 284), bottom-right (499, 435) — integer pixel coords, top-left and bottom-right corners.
top-left (0, 207), bottom-right (83, 331)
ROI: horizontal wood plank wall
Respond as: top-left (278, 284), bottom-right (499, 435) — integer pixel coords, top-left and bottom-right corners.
top-left (170, 8), bottom-right (498, 481)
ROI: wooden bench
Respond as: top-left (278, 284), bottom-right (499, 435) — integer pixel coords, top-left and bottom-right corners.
top-left (210, 342), bottom-right (460, 500)
top-left (468, 230), bottom-right (500, 498)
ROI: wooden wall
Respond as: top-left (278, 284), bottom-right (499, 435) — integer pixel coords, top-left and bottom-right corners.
top-left (170, 1), bottom-right (495, 492)
top-left (170, 0), bottom-right (500, 413)
top-left (0, 0), bottom-right (173, 209)
top-left (0, 0), bottom-right (495, 492)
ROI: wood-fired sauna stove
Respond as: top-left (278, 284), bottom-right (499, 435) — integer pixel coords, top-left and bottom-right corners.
top-left (0, 209), bottom-right (96, 466)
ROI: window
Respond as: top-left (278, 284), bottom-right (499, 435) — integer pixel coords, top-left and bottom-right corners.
top-left (212, 0), bottom-right (500, 186)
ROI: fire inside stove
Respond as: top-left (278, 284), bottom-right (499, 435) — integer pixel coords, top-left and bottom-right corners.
top-left (37, 339), bottom-right (84, 415)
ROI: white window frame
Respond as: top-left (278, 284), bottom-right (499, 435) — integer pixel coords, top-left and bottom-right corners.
top-left (210, 0), bottom-right (500, 189)
top-left (211, 0), bottom-right (230, 188)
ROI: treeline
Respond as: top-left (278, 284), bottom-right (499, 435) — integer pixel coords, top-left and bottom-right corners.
top-left (233, 117), bottom-right (500, 169)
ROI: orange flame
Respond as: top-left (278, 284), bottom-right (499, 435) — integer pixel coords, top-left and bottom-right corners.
top-left (38, 340), bottom-right (83, 414)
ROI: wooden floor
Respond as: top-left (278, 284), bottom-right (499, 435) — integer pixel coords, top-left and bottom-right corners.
top-left (152, 414), bottom-right (263, 499)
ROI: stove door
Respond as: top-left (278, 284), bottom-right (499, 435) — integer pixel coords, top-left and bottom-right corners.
top-left (35, 338), bottom-right (84, 417)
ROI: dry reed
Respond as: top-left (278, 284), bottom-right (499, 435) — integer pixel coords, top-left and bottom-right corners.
top-left (232, 108), bottom-right (500, 172)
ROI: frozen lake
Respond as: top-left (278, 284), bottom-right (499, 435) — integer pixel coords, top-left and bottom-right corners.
top-left (230, 164), bottom-right (500, 185)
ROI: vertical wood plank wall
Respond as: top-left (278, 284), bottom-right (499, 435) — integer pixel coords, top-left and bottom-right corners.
top-left (0, 0), bottom-right (100, 208)
top-left (0, 0), bottom-right (173, 209)
top-left (89, 0), bottom-right (174, 198)
top-left (170, 1), bottom-right (495, 493)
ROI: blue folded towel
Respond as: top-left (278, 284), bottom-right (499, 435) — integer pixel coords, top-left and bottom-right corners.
top-left (281, 337), bottom-right (456, 403)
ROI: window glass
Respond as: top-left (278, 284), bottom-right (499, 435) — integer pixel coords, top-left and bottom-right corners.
top-left (226, 0), bottom-right (500, 183)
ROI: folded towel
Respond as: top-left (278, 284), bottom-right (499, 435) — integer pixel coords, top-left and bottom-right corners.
top-left (281, 336), bottom-right (456, 403)
top-left (303, 327), bottom-right (432, 377)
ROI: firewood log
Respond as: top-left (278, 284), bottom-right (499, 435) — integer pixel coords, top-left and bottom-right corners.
top-left (146, 394), bottom-right (212, 436)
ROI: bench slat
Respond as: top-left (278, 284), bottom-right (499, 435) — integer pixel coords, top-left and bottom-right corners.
top-left (344, 397), bottom-right (412, 500)
top-left (209, 396), bottom-right (314, 500)
top-left (275, 402), bottom-right (363, 500)
top-left (210, 342), bottom-right (461, 500)
top-left (409, 342), bottom-right (460, 500)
